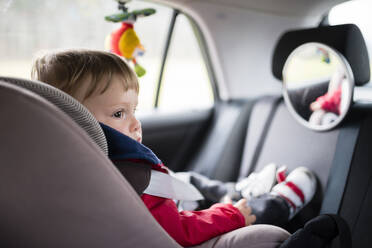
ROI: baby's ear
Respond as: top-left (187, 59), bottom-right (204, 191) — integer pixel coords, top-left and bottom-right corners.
top-left (112, 160), bottom-right (151, 195)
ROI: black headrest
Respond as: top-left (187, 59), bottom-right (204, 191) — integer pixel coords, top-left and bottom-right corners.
top-left (272, 24), bottom-right (370, 86)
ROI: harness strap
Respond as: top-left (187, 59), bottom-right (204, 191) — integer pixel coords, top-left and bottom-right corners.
top-left (320, 121), bottom-right (361, 214)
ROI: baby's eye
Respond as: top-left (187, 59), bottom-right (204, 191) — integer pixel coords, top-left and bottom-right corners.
top-left (112, 110), bottom-right (126, 119)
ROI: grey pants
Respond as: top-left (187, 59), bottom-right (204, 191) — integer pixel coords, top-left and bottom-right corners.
top-left (191, 224), bottom-right (290, 248)
top-left (183, 172), bottom-right (290, 227)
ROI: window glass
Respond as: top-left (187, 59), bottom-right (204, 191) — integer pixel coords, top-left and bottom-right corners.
top-left (157, 14), bottom-right (214, 111)
top-left (0, 0), bottom-right (172, 111)
top-left (126, 1), bottom-right (173, 111)
top-left (0, 0), bottom-right (117, 77)
top-left (328, 0), bottom-right (372, 83)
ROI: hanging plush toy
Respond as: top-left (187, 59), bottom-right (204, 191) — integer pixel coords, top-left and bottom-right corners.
top-left (105, 0), bottom-right (155, 77)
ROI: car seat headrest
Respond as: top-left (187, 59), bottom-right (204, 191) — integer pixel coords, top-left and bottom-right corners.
top-left (0, 76), bottom-right (108, 155)
top-left (272, 24), bottom-right (370, 86)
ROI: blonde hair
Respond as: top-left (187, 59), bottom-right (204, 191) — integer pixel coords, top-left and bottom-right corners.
top-left (31, 49), bottom-right (139, 100)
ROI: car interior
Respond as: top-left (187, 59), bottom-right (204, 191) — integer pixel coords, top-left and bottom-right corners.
top-left (1, 0), bottom-right (372, 247)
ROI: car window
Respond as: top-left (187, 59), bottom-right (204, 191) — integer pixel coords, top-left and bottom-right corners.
top-left (0, 0), bottom-right (116, 78)
top-left (0, 0), bottom-right (173, 112)
top-left (124, 1), bottom-right (173, 112)
top-left (157, 13), bottom-right (214, 111)
top-left (328, 0), bottom-right (372, 83)
top-left (0, 0), bottom-right (214, 113)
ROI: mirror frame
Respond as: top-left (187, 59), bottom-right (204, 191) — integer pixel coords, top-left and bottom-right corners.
top-left (282, 42), bottom-right (355, 131)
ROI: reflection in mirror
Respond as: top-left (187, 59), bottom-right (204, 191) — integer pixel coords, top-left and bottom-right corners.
top-left (283, 43), bottom-right (354, 131)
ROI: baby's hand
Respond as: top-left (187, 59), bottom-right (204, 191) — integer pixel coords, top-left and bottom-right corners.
top-left (310, 101), bottom-right (321, 111)
top-left (233, 199), bottom-right (256, 226)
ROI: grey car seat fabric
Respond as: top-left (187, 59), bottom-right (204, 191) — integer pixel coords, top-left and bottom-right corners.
top-left (336, 106), bottom-right (372, 248)
top-left (237, 24), bottom-right (372, 246)
top-left (238, 98), bottom-right (338, 232)
top-left (0, 81), bottom-right (180, 248)
top-left (192, 225), bottom-right (289, 248)
top-left (257, 22), bottom-right (370, 199)
top-left (0, 80), bottom-right (292, 247)
top-left (0, 76), bottom-right (108, 155)
top-left (0, 77), bottom-right (151, 195)
top-left (240, 100), bottom-right (339, 191)
top-left (188, 100), bottom-right (255, 182)
top-left (239, 96), bottom-right (281, 180)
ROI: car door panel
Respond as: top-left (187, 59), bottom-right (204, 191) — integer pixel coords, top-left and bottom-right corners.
top-left (140, 108), bottom-right (213, 171)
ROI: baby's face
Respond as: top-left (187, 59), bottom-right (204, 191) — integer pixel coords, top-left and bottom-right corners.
top-left (83, 75), bottom-right (142, 143)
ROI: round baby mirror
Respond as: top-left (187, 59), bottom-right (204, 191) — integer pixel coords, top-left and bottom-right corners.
top-left (282, 42), bottom-right (354, 131)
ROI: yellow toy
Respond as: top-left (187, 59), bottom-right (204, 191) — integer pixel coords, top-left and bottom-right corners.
top-left (105, 0), bottom-right (155, 77)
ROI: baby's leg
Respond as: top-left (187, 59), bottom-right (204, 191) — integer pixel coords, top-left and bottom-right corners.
top-left (182, 171), bottom-right (291, 226)
top-left (191, 224), bottom-right (290, 248)
top-left (249, 167), bottom-right (317, 227)
top-left (175, 171), bottom-right (239, 203)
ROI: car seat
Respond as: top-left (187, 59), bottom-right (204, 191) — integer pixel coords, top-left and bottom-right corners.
top-left (0, 76), bottom-right (152, 195)
top-left (0, 78), bottom-right (290, 247)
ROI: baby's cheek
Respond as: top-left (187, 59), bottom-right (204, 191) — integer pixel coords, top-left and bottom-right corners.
top-left (103, 121), bottom-right (127, 136)
top-left (118, 126), bottom-right (132, 137)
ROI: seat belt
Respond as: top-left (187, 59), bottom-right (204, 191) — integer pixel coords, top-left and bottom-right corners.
top-left (239, 96), bottom-right (281, 179)
top-left (320, 121), bottom-right (361, 214)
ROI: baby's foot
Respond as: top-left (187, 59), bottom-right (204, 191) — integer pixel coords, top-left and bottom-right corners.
top-left (236, 163), bottom-right (277, 200)
top-left (276, 165), bottom-right (288, 183)
top-left (271, 167), bottom-right (317, 219)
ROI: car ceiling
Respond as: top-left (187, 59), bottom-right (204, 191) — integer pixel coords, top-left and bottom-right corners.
top-left (158, 0), bottom-right (347, 17)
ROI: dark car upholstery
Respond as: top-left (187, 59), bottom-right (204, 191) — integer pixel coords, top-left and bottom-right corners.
top-left (242, 24), bottom-right (372, 246)
top-left (188, 24), bottom-right (372, 246)
top-left (188, 100), bottom-right (256, 182)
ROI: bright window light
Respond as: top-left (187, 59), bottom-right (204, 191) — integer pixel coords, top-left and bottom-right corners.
top-left (329, 0), bottom-right (372, 83)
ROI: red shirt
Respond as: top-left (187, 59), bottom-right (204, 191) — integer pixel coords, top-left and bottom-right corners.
top-left (142, 194), bottom-right (245, 246)
top-left (316, 85), bottom-right (342, 115)
top-left (142, 164), bottom-right (245, 246)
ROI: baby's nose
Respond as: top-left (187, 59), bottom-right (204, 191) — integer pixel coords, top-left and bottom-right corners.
top-left (131, 117), bottom-right (141, 132)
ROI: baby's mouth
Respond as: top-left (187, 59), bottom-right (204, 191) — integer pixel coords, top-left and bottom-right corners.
top-left (135, 133), bottom-right (142, 143)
